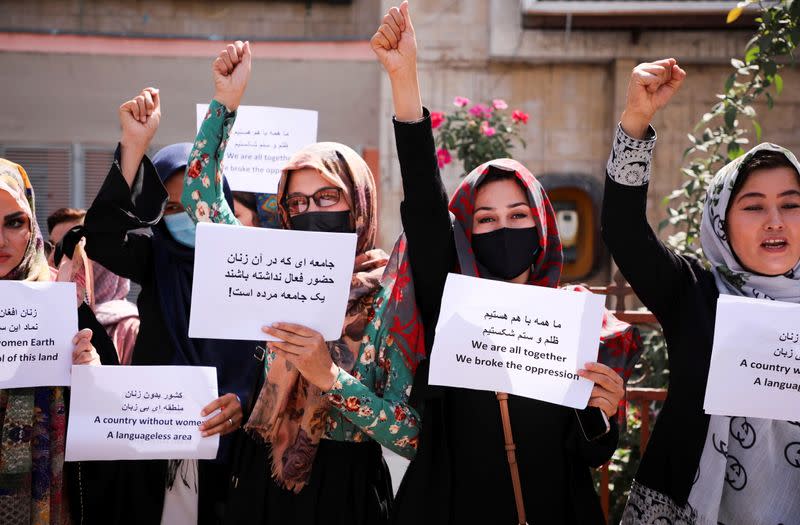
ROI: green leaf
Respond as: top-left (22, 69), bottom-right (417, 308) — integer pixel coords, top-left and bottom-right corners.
top-left (745, 45), bottom-right (760, 64)
top-left (766, 92), bottom-right (774, 109)
top-left (727, 142), bottom-right (744, 160)
top-left (775, 74), bottom-right (784, 95)
top-left (724, 105), bottom-right (738, 128)
top-left (752, 120), bottom-right (762, 141)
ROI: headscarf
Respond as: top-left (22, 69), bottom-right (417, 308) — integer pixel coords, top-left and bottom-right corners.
top-left (0, 159), bottom-right (68, 525)
top-left (689, 143), bottom-right (800, 523)
top-left (0, 159), bottom-right (50, 282)
top-left (148, 144), bottom-right (256, 471)
top-left (450, 159), bottom-right (642, 392)
top-left (448, 158), bottom-right (563, 287)
top-left (245, 142), bottom-right (424, 492)
top-left (700, 142), bottom-right (800, 302)
top-left (92, 262), bottom-right (139, 366)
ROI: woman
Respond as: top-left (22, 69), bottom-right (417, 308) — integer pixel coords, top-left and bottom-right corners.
top-left (603, 59), bottom-right (800, 523)
top-left (82, 90), bottom-right (261, 524)
top-left (373, 4), bottom-right (633, 523)
top-left (0, 158), bottom-right (101, 525)
top-left (180, 41), bottom-right (425, 525)
top-left (231, 192), bottom-right (260, 228)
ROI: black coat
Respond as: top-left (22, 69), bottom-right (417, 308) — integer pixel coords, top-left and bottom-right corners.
top-left (390, 112), bottom-right (617, 525)
top-left (602, 175), bottom-right (720, 507)
top-left (79, 147), bottom-right (262, 525)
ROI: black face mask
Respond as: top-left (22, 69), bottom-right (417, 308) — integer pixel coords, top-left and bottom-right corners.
top-left (471, 227), bottom-right (540, 280)
top-left (290, 210), bottom-right (354, 233)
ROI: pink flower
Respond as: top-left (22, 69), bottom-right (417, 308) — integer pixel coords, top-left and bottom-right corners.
top-left (453, 96), bottom-right (471, 108)
top-left (480, 121), bottom-right (497, 137)
top-left (492, 99), bottom-right (508, 110)
top-left (512, 110), bottom-right (530, 124)
top-left (469, 104), bottom-right (491, 118)
top-left (430, 112), bottom-right (446, 129)
top-left (436, 148), bottom-right (452, 168)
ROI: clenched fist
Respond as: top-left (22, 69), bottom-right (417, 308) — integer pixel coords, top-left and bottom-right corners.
top-left (371, 1), bottom-right (417, 78)
top-left (213, 40), bottom-right (252, 112)
top-left (119, 87), bottom-right (161, 151)
top-left (621, 59), bottom-right (687, 139)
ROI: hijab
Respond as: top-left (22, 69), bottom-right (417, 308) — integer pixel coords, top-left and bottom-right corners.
top-left (0, 159), bottom-right (68, 525)
top-left (700, 142), bottom-right (800, 302)
top-left (449, 158), bottom-right (563, 286)
top-left (244, 142), bottom-right (424, 492)
top-left (689, 143), bottom-right (800, 523)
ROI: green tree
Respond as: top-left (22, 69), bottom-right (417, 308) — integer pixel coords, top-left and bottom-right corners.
top-left (662, 0), bottom-right (799, 258)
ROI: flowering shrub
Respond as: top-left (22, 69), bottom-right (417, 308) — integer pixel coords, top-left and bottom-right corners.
top-left (432, 97), bottom-right (529, 174)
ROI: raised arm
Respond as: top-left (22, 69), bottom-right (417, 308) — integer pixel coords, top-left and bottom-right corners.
top-left (601, 59), bottom-right (692, 321)
top-left (182, 41), bottom-right (253, 226)
top-left (373, 2), bottom-right (454, 337)
top-left (84, 88), bottom-right (166, 282)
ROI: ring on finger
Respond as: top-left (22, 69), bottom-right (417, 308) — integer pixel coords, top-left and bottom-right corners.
top-left (227, 418), bottom-right (234, 427)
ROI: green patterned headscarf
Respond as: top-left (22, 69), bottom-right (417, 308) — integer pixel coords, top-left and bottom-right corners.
top-left (699, 143), bottom-right (800, 302)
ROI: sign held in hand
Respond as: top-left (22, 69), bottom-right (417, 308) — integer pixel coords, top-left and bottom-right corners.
top-left (704, 295), bottom-right (800, 421)
top-left (428, 274), bottom-right (604, 408)
top-left (0, 281), bottom-right (77, 388)
top-left (65, 365), bottom-right (220, 461)
top-left (195, 103), bottom-right (318, 193)
top-left (189, 222), bottom-right (357, 342)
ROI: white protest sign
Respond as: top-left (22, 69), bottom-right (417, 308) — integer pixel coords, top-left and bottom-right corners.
top-left (195, 103), bottom-right (318, 193)
top-left (65, 365), bottom-right (219, 461)
top-left (189, 222), bottom-right (356, 341)
top-left (704, 295), bottom-right (800, 421)
top-left (429, 273), bottom-right (604, 408)
top-left (0, 281), bottom-right (77, 388)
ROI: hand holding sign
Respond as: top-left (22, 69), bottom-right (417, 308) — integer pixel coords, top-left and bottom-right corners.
top-left (578, 362), bottom-right (625, 418)
top-left (264, 322), bottom-right (339, 391)
top-left (72, 328), bottom-right (100, 366)
top-left (199, 392), bottom-right (242, 437)
top-left (213, 40), bottom-right (252, 112)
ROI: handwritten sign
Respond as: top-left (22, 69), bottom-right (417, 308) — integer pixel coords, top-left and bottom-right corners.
top-left (195, 103), bottom-right (318, 193)
top-left (0, 281), bottom-right (77, 388)
top-left (189, 222), bottom-right (356, 341)
top-left (704, 295), bottom-right (800, 421)
top-left (65, 365), bottom-right (219, 461)
top-left (428, 273), bottom-right (604, 408)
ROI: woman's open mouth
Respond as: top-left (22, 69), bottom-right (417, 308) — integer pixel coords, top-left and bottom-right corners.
top-left (761, 238), bottom-right (788, 252)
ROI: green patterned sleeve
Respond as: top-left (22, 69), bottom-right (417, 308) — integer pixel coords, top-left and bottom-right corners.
top-left (181, 99), bottom-right (240, 226)
top-left (325, 342), bottom-right (420, 459)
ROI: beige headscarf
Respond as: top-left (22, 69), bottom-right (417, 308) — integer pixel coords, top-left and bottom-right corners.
top-left (244, 142), bottom-right (388, 492)
top-left (0, 158), bottom-right (70, 525)
top-left (0, 159), bottom-right (50, 282)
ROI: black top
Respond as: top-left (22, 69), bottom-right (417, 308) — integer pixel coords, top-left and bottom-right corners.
top-left (80, 147), bottom-right (262, 524)
top-left (602, 174), bottom-right (720, 506)
top-left (391, 112), bottom-right (618, 525)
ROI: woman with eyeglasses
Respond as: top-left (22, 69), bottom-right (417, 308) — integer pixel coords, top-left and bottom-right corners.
top-left (181, 41), bottom-right (425, 525)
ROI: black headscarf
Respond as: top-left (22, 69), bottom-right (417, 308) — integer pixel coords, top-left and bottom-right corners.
top-left (150, 143), bottom-right (256, 460)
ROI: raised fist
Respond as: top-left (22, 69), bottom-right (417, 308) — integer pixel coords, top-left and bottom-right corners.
top-left (623, 59), bottom-right (687, 133)
top-left (213, 40), bottom-right (252, 111)
top-left (119, 87), bottom-right (161, 150)
top-left (371, 1), bottom-right (417, 77)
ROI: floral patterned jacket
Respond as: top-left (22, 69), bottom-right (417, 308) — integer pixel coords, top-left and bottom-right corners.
top-left (180, 99), bottom-right (421, 458)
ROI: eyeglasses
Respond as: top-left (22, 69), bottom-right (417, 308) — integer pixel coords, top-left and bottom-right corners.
top-left (283, 187), bottom-right (343, 216)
